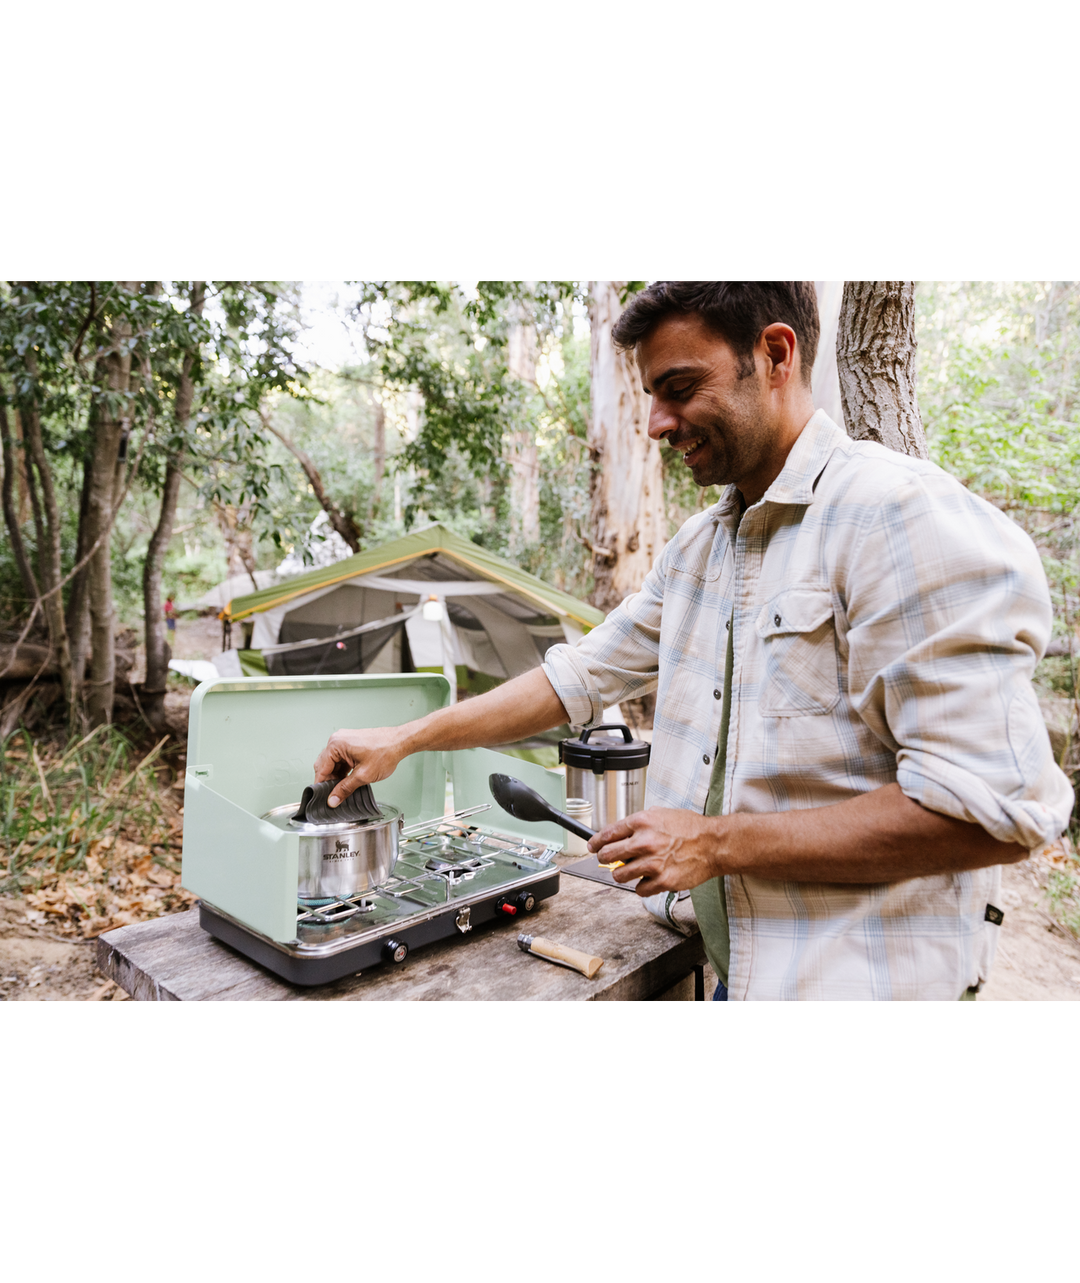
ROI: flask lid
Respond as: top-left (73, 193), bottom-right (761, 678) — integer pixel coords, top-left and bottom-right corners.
top-left (558, 723), bottom-right (651, 773)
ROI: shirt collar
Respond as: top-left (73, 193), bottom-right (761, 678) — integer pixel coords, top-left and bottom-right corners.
top-left (760, 409), bottom-right (847, 506)
top-left (710, 410), bottom-right (845, 537)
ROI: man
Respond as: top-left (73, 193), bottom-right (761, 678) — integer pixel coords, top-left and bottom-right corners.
top-left (315, 282), bottom-right (1073, 1000)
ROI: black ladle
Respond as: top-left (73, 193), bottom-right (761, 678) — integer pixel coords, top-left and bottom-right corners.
top-left (488, 773), bottom-right (596, 842)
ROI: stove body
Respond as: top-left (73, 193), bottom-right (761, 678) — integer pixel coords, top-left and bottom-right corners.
top-left (180, 674), bottom-right (566, 986)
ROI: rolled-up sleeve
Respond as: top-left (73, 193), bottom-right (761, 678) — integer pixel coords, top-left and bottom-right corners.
top-left (845, 473), bottom-right (1074, 849)
top-left (542, 557), bottom-right (667, 729)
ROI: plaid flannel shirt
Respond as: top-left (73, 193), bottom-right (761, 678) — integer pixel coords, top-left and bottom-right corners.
top-left (542, 411), bottom-right (1074, 1000)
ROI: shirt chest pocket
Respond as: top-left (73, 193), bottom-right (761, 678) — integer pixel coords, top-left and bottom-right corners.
top-left (755, 587), bottom-right (841, 717)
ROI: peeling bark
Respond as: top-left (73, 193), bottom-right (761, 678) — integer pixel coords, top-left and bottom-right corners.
top-left (507, 292), bottom-right (540, 547)
top-left (587, 282), bottom-right (666, 615)
top-left (372, 395), bottom-right (386, 514)
top-left (836, 281), bottom-right (927, 458)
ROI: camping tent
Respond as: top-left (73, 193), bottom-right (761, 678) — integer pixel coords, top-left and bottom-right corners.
top-left (215, 523), bottom-right (605, 701)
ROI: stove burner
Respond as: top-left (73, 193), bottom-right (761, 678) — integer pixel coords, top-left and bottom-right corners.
top-left (298, 895), bottom-right (377, 925)
top-left (424, 857), bottom-right (484, 876)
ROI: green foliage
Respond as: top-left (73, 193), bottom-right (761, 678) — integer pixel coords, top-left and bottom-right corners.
top-left (917, 283), bottom-right (1080, 846)
top-left (1034, 656), bottom-right (1078, 699)
top-left (918, 281), bottom-right (1080, 512)
top-left (355, 282), bottom-right (582, 529)
top-left (0, 281), bottom-right (312, 621)
top-left (1044, 862), bottom-right (1080, 939)
top-left (258, 364), bottom-right (391, 558)
top-left (0, 725), bottom-right (173, 893)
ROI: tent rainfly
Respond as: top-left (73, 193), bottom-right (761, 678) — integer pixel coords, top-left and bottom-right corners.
top-left (215, 523), bottom-right (606, 701)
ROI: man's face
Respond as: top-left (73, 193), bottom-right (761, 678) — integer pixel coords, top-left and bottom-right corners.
top-left (638, 313), bottom-right (776, 492)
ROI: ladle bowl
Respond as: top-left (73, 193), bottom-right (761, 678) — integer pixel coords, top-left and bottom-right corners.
top-left (488, 773), bottom-right (597, 841)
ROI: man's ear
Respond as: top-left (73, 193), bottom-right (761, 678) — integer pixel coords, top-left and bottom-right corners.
top-left (759, 323), bottom-right (798, 386)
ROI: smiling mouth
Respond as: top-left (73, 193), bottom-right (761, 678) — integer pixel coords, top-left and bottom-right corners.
top-left (673, 437), bottom-right (706, 465)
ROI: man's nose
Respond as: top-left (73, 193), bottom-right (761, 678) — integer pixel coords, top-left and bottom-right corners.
top-left (648, 397), bottom-right (679, 442)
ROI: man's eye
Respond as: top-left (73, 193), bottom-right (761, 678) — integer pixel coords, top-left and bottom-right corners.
top-left (670, 384), bottom-right (693, 399)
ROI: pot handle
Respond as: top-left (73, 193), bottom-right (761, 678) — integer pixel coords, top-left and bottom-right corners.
top-left (579, 723), bottom-right (634, 744)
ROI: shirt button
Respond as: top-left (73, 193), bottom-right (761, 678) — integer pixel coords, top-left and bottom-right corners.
top-left (713, 689), bottom-right (721, 699)
top-left (774, 613), bottom-right (781, 626)
top-left (703, 754), bottom-right (711, 765)
top-left (725, 620), bottom-right (730, 630)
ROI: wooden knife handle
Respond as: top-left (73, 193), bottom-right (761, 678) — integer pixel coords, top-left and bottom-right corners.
top-left (528, 936), bottom-right (604, 979)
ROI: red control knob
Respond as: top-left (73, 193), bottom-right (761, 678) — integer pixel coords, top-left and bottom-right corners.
top-left (499, 902), bottom-right (518, 916)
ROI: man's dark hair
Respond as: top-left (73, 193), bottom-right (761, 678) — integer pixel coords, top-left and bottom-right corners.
top-left (611, 281), bottom-right (820, 383)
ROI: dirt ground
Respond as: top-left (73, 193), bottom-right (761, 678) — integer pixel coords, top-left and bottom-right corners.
top-left (0, 898), bottom-right (129, 1000)
top-left (125, 612), bottom-right (226, 680)
top-left (979, 853), bottom-right (1080, 999)
top-left (171, 613), bottom-right (229, 664)
top-left (2, 850), bottom-right (1077, 1002)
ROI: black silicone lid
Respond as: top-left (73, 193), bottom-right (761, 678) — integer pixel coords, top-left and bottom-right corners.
top-left (558, 724), bottom-right (651, 773)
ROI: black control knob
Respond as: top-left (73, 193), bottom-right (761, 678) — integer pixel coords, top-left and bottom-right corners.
top-left (515, 890), bottom-right (537, 913)
top-left (382, 938), bottom-right (409, 965)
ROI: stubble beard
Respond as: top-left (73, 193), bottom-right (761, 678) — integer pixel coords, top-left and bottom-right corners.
top-left (688, 378), bottom-right (773, 491)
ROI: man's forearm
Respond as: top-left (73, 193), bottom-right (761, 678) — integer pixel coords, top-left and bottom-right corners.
top-left (590, 782), bottom-right (1029, 897)
top-left (315, 666), bottom-right (571, 801)
top-left (399, 666), bottom-right (569, 754)
top-left (720, 783), bottom-right (1027, 883)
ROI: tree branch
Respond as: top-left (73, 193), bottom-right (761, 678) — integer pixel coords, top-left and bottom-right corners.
top-left (259, 406), bottom-right (361, 552)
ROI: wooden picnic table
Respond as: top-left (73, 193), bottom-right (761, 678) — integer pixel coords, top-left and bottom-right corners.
top-left (96, 851), bottom-right (708, 1001)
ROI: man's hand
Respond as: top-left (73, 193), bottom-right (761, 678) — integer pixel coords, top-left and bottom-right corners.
top-left (312, 667), bottom-right (572, 809)
top-left (313, 727), bottom-right (411, 807)
top-left (587, 808), bottom-right (725, 897)
top-left (587, 784), bottom-right (1028, 891)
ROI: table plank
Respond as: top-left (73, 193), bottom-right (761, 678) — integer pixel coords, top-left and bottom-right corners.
top-left (96, 861), bottom-right (705, 1001)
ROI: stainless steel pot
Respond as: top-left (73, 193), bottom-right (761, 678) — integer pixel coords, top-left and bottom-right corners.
top-left (559, 724), bottom-right (650, 833)
top-left (262, 802), bottom-right (403, 906)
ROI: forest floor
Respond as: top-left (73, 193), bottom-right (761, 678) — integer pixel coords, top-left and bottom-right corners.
top-left (170, 613), bottom-right (227, 664)
top-left (979, 846), bottom-right (1080, 999)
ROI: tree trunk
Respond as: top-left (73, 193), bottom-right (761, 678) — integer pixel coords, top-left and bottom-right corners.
top-left (586, 281), bottom-right (667, 615)
top-left (507, 293), bottom-right (540, 547)
top-left (140, 459), bottom-right (182, 729)
top-left (65, 451), bottom-right (95, 698)
top-left (0, 395), bottom-right (40, 605)
top-left (371, 395), bottom-right (386, 515)
top-left (85, 281), bottom-right (139, 726)
top-left (836, 282), bottom-right (927, 458)
top-left (141, 282), bottom-right (204, 732)
top-left (19, 384), bottom-right (74, 703)
top-left (214, 500), bottom-right (260, 589)
top-left (812, 282), bottom-right (846, 429)
top-left (16, 362), bottom-right (75, 709)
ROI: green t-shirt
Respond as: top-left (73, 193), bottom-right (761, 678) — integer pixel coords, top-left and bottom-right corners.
top-left (688, 604), bottom-right (981, 1001)
top-left (689, 604), bottom-right (735, 985)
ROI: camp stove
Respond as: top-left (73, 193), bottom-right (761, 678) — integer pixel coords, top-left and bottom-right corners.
top-left (181, 672), bottom-right (567, 987)
top-left (200, 810), bottom-right (560, 985)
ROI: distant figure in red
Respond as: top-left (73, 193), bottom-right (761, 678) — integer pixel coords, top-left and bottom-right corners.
top-left (164, 595), bottom-right (177, 635)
